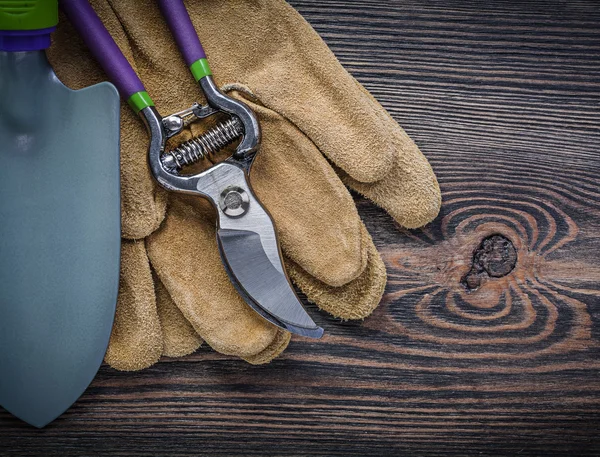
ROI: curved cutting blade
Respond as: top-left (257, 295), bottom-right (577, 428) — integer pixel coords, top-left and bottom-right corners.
top-left (217, 229), bottom-right (323, 338)
top-left (194, 160), bottom-right (323, 338)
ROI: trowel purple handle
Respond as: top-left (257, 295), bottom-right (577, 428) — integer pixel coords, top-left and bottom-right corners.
top-left (157, 0), bottom-right (206, 66)
top-left (59, 0), bottom-right (150, 108)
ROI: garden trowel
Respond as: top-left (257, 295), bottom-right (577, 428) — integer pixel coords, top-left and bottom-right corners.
top-left (0, 1), bottom-right (120, 428)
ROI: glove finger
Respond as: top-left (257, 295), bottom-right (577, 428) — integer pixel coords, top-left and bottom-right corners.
top-left (105, 240), bottom-right (163, 371)
top-left (340, 141), bottom-right (442, 229)
top-left (338, 82), bottom-right (442, 229)
top-left (49, 4), bottom-right (166, 240)
top-left (195, 0), bottom-right (397, 184)
top-left (154, 273), bottom-right (203, 358)
top-left (209, 87), bottom-right (367, 288)
top-left (147, 196), bottom-right (291, 362)
top-left (242, 330), bottom-right (292, 365)
top-left (287, 223), bottom-right (387, 320)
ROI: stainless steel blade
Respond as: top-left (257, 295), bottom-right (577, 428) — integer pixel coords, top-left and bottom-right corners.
top-left (217, 228), bottom-right (323, 337)
top-left (218, 241), bottom-right (323, 337)
top-left (195, 159), bottom-right (323, 338)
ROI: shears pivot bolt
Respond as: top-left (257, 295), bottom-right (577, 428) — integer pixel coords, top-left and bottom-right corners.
top-left (219, 186), bottom-right (250, 217)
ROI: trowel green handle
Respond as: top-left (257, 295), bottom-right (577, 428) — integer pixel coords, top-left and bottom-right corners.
top-left (157, 0), bottom-right (212, 82)
top-left (59, 0), bottom-right (154, 114)
top-left (0, 0), bottom-right (58, 51)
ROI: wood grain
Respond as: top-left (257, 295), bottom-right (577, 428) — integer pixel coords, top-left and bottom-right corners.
top-left (2, 0), bottom-right (600, 455)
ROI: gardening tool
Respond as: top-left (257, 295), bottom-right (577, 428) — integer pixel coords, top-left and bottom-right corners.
top-left (0, 1), bottom-right (120, 428)
top-left (60, 0), bottom-right (323, 338)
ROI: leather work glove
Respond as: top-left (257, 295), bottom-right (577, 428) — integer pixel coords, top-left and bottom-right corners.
top-left (48, 0), bottom-right (441, 370)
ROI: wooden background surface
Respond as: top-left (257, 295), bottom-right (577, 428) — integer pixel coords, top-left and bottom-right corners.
top-left (2, 0), bottom-right (600, 455)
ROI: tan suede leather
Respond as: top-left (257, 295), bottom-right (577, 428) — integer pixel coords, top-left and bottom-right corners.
top-left (155, 277), bottom-right (203, 359)
top-left (104, 240), bottom-right (162, 371)
top-left (48, 0), bottom-right (441, 371)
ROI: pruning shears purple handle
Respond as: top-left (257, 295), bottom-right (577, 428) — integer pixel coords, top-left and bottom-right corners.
top-left (60, 0), bottom-right (324, 338)
top-left (157, 0), bottom-right (207, 66)
top-left (61, 0), bottom-right (215, 114)
top-left (60, 0), bottom-right (147, 103)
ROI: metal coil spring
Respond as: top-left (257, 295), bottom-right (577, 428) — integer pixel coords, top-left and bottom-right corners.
top-left (161, 116), bottom-right (243, 172)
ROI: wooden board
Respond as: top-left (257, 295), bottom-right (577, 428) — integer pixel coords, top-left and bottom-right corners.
top-left (2, 0), bottom-right (599, 455)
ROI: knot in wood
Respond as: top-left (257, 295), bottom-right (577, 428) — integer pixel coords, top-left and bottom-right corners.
top-left (461, 235), bottom-right (517, 291)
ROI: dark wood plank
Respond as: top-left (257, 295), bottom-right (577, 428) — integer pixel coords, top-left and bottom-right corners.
top-left (2, 0), bottom-right (600, 455)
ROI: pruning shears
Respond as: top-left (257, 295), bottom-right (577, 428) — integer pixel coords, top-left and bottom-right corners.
top-left (61, 0), bottom-right (324, 338)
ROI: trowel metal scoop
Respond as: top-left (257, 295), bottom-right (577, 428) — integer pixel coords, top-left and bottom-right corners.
top-left (61, 0), bottom-right (323, 338)
top-left (0, 1), bottom-right (120, 428)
